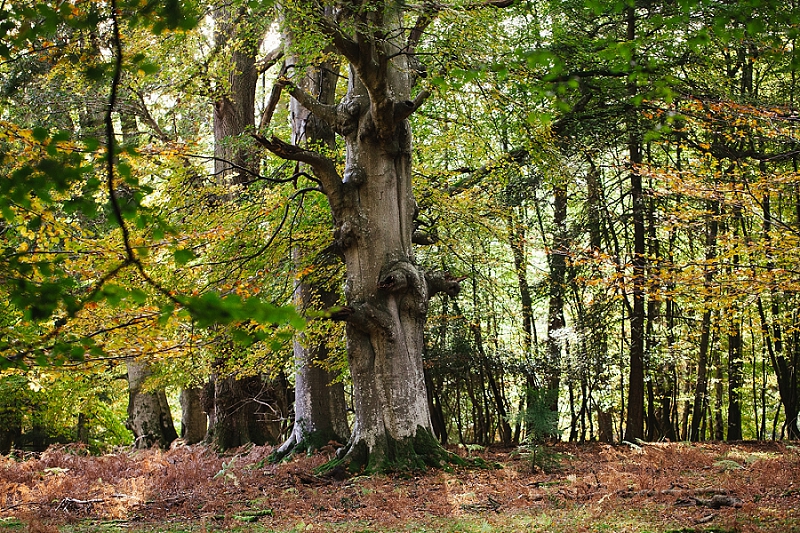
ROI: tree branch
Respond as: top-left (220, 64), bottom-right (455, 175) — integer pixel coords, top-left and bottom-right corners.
top-left (469, 0), bottom-right (517, 7)
top-left (255, 45), bottom-right (284, 74)
top-left (317, 16), bottom-right (361, 66)
top-left (425, 271), bottom-right (464, 298)
top-left (287, 83), bottom-right (341, 130)
top-left (393, 89), bottom-right (431, 122)
top-left (407, 4), bottom-right (438, 52)
top-left (258, 62), bottom-right (288, 133)
top-left (253, 134), bottom-right (344, 209)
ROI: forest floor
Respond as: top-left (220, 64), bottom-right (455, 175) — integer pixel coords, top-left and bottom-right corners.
top-left (1, 440), bottom-right (799, 532)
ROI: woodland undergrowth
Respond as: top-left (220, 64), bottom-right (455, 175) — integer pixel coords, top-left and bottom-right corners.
top-left (1, 442), bottom-right (799, 532)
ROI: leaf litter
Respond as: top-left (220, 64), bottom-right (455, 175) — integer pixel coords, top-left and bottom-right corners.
top-left (1, 441), bottom-right (798, 531)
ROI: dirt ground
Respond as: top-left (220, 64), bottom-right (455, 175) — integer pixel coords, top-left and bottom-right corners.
top-left (1, 441), bottom-right (799, 531)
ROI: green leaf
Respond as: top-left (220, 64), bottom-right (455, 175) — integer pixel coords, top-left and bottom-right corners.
top-left (173, 248), bottom-right (196, 266)
top-left (129, 288), bottom-right (148, 304)
top-left (32, 127), bottom-right (48, 142)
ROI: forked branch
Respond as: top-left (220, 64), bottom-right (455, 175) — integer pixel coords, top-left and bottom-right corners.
top-left (253, 134), bottom-right (344, 209)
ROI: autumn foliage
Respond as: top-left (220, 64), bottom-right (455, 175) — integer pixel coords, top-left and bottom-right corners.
top-left (2, 442), bottom-right (799, 531)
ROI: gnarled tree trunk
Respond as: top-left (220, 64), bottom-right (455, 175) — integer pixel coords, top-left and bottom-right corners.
top-left (258, 2), bottom-right (465, 471)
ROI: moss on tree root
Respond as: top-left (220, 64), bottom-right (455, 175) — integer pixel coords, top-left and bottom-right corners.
top-left (269, 427), bottom-right (343, 463)
top-left (315, 426), bottom-right (467, 476)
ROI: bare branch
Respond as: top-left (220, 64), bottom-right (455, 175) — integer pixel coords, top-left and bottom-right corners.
top-left (412, 231), bottom-right (438, 245)
top-left (393, 89), bottom-right (431, 122)
top-left (425, 271), bottom-right (465, 298)
top-left (473, 0), bottom-right (516, 7)
top-left (255, 45), bottom-right (284, 74)
top-left (253, 134), bottom-right (344, 209)
top-left (258, 62), bottom-right (288, 133)
top-left (287, 83), bottom-right (340, 129)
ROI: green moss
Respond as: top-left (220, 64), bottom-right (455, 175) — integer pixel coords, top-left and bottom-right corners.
top-left (269, 427), bottom-right (345, 464)
top-left (317, 426), bottom-right (467, 475)
top-left (0, 518), bottom-right (24, 530)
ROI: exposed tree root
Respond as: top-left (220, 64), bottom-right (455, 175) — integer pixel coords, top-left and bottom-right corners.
top-left (269, 428), bottom-right (344, 464)
top-left (315, 426), bottom-right (467, 476)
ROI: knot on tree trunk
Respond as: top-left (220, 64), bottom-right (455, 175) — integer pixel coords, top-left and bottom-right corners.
top-left (334, 220), bottom-right (358, 250)
top-left (347, 301), bottom-right (394, 339)
top-left (378, 260), bottom-right (424, 295)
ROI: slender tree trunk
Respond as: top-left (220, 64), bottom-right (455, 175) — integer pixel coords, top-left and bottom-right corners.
top-left (724, 206), bottom-right (744, 440)
top-left (661, 275), bottom-right (679, 442)
top-left (585, 155), bottom-right (613, 442)
top-left (690, 200), bottom-right (719, 441)
top-left (624, 6), bottom-right (646, 442)
top-left (759, 191), bottom-right (800, 438)
top-left (713, 344), bottom-right (724, 440)
top-left (508, 207), bottom-right (538, 429)
top-left (727, 324), bottom-right (743, 440)
top-left (546, 180), bottom-right (567, 415)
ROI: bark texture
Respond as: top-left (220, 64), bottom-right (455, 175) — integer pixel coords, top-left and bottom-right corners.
top-left (179, 387), bottom-right (207, 444)
top-left (126, 359), bottom-right (178, 449)
top-left (212, 2), bottom-right (259, 184)
top-left (206, 373), bottom-right (289, 450)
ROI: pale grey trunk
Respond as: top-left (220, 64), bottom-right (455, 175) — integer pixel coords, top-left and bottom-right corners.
top-left (337, 60), bottom-right (433, 461)
top-left (271, 20), bottom-right (350, 459)
top-left (278, 279), bottom-right (350, 454)
top-left (127, 359), bottom-right (178, 449)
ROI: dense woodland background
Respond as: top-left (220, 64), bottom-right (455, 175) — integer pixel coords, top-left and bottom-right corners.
top-left (2, 0), bottom-right (800, 457)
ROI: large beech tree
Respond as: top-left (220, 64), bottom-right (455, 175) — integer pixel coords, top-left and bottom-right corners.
top-left (254, 1), bottom-right (500, 470)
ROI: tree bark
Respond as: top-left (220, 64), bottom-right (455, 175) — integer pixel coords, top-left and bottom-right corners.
top-left (179, 387), bottom-right (207, 444)
top-left (212, 2), bottom-right (259, 184)
top-left (126, 359), bottom-right (178, 449)
top-left (727, 210), bottom-right (743, 441)
top-left (273, 274), bottom-right (350, 458)
top-left (546, 180), bottom-right (567, 414)
top-left (624, 5), bottom-right (646, 442)
top-left (690, 200), bottom-right (719, 441)
top-left (207, 372), bottom-right (288, 450)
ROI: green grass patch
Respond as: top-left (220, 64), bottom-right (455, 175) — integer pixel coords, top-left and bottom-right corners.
top-left (0, 517), bottom-right (24, 530)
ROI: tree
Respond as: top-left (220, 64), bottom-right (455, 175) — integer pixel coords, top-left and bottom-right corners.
top-left (256, 1), bottom-right (475, 471)
top-left (271, 7), bottom-right (350, 459)
top-left (126, 359), bottom-right (179, 448)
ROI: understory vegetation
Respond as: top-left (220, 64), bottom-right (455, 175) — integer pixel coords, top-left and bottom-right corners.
top-left (1, 442), bottom-right (799, 532)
